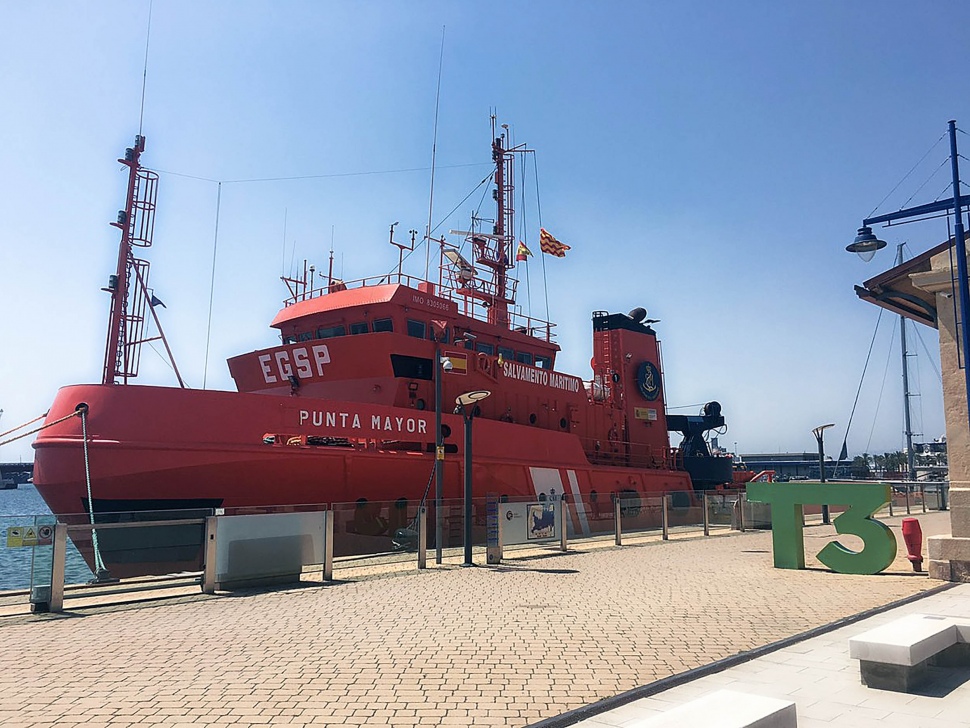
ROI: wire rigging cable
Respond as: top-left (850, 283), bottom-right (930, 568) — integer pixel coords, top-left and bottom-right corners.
top-left (865, 321), bottom-right (898, 456)
top-left (839, 307), bottom-right (885, 460)
top-left (203, 182), bottom-right (222, 390)
top-left (424, 26), bottom-right (446, 282)
top-left (867, 131), bottom-right (946, 219)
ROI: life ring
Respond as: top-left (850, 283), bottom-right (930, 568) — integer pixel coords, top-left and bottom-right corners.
top-left (479, 354), bottom-right (492, 375)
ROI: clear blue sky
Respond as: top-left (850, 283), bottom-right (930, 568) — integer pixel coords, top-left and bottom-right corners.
top-left (2, 1), bottom-right (968, 464)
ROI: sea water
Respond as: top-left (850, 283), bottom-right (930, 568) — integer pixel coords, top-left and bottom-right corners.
top-left (0, 484), bottom-right (94, 591)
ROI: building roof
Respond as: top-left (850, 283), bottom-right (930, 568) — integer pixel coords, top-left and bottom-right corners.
top-left (853, 233), bottom-right (970, 329)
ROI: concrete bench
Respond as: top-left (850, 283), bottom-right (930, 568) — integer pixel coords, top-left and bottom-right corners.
top-left (848, 613), bottom-right (970, 692)
top-left (629, 689), bottom-right (796, 728)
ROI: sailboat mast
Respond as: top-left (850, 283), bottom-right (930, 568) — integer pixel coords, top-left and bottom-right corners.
top-left (896, 243), bottom-right (917, 481)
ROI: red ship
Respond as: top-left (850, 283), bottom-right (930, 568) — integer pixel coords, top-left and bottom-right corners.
top-left (33, 122), bottom-right (733, 577)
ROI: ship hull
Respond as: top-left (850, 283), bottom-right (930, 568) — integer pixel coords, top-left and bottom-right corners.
top-left (34, 383), bottom-right (694, 577)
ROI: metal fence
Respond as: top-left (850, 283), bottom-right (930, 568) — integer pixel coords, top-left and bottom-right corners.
top-left (1, 483), bottom-right (950, 614)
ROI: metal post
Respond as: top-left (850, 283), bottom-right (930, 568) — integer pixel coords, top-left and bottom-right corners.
top-left (947, 120), bottom-right (970, 439)
top-left (738, 493), bottom-right (746, 532)
top-left (417, 506), bottom-right (427, 569)
top-left (559, 499), bottom-right (568, 552)
top-left (815, 430), bottom-right (830, 525)
top-left (462, 407), bottom-right (474, 567)
top-left (323, 509), bottom-right (334, 582)
top-left (905, 484), bottom-right (911, 515)
top-left (920, 483), bottom-right (927, 513)
top-left (703, 493), bottom-right (710, 536)
top-left (888, 487), bottom-right (895, 517)
top-left (434, 346), bottom-right (443, 565)
top-left (202, 516), bottom-right (218, 594)
top-left (661, 494), bottom-right (669, 540)
top-left (614, 496), bottom-right (622, 546)
top-left (942, 482), bottom-right (949, 511)
top-left (48, 523), bottom-right (67, 613)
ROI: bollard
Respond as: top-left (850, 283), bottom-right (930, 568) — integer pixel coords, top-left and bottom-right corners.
top-left (614, 497), bottom-right (622, 546)
top-left (703, 493), bottom-right (710, 536)
top-left (901, 517), bottom-right (924, 572)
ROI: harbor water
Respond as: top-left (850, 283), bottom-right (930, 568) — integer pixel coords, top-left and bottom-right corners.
top-left (0, 484), bottom-right (94, 591)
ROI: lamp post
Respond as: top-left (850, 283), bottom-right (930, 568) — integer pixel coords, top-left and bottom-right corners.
top-left (812, 423), bottom-right (835, 525)
top-left (456, 389), bottom-right (490, 567)
top-left (848, 120), bottom-right (970, 436)
top-left (434, 350), bottom-right (453, 565)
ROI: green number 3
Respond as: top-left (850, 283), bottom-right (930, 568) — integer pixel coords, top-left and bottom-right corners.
top-left (746, 482), bottom-right (896, 575)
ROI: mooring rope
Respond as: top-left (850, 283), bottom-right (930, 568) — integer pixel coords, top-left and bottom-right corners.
top-left (79, 407), bottom-right (108, 575)
top-left (0, 410), bottom-right (80, 447)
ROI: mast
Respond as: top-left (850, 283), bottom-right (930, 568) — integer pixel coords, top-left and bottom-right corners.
top-left (896, 243), bottom-right (917, 481)
top-left (101, 135), bottom-right (181, 386)
top-left (103, 135), bottom-right (151, 384)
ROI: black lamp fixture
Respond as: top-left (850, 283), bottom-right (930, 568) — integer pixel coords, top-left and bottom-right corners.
top-left (846, 226), bottom-right (887, 262)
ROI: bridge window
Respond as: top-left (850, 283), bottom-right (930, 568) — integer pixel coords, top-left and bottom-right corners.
top-left (498, 346), bottom-right (514, 361)
top-left (350, 322), bottom-right (368, 335)
top-left (373, 318), bottom-right (394, 333)
top-left (475, 342), bottom-right (494, 355)
top-left (534, 355), bottom-right (552, 369)
top-left (283, 335), bottom-right (297, 345)
top-left (298, 331), bottom-right (315, 342)
top-left (406, 319), bottom-right (427, 339)
top-left (515, 351), bottom-right (533, 365)
top-left (317, 325), bottom-right (346, 339)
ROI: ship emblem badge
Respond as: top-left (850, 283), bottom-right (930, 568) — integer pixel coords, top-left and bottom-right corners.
top-left (637, 361), bottom-right (661, 401)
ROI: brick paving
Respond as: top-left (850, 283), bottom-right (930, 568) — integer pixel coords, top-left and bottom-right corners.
top-left (0, 512), bottom-right (951, 727)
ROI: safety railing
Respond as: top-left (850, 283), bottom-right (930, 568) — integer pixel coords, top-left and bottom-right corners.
top-left (3, 489), bottom-right (772, 614)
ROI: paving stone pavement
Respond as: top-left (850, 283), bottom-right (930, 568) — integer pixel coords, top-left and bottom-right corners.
top-left (0, 512), bottom-right (952, 727)
top-left (568, 583), bottom-right (970, 728)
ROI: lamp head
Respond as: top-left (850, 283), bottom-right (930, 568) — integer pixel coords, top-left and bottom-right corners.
top-left (846, 226), bottom-right (887, 262)
top-left (440, 357), bottom-right (454, 372)
top-left (456, 390), bottom-right (491, 408)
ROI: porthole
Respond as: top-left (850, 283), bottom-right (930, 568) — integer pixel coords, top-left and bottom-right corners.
top-left (559, 418), bottom-right (568, 430)
top-left (441, 424), bottom-right (452, 439)
top-left (529, 413), bottom-right (537, 425)
top-left (416, 399), bottom-right (426, 410)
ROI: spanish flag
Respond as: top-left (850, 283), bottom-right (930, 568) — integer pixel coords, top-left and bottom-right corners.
top-left (515, 241), bottom-right (533, 262)
top-left (539, 228), bottom-right (570, 257)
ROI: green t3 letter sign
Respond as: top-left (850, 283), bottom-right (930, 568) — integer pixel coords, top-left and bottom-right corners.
top-left (745, 482), bottom-right (895, 575)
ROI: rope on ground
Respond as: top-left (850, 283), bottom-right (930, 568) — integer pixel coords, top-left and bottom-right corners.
top-left (0, 410), bottom-right (80, 447)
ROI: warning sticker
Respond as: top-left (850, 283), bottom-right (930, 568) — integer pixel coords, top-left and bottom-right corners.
top-left (5, 525), bottom-right (53, 548)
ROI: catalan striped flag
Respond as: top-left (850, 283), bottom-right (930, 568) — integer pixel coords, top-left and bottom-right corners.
top-left (515, 241), bottom-right (533, 262)
top-left (539, 228), bottom-right (570, 257)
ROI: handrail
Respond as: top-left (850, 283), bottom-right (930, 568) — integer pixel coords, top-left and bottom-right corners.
top-left (281, 273), bottom-right (557, 342)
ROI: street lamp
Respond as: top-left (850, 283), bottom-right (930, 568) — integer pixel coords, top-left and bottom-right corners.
top-left (812, 423), bottom-right (835, 525)
top-left (456, 389), bottom-right (490, 566)
top-left (434, 351), bottom-right (453, 565)
top-left (849, 120), bottom-right (970, 436)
